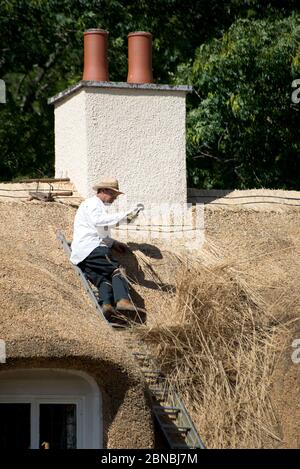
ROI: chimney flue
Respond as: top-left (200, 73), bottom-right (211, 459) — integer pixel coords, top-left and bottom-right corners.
top-left (127, 31), bottom-right (153, 84)
top-left (83, 29), bottom-right (109, 81)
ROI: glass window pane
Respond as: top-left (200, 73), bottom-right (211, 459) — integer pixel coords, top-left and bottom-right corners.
top-left (0, 403), bottom-right (31, 449)
top-left (39, 404), bottom-right (76, 449)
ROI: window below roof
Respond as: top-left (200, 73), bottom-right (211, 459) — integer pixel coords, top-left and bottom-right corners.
top-left (0, 369), bottom-right (102, 449)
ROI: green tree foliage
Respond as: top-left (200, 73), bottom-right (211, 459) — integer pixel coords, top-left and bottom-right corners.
top-left (0, 0), bottom-right (242, 181)
top-left (179, 14), bottom-right (300, 189)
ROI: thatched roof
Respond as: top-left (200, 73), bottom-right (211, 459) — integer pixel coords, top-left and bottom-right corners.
top-left (0, 199), bottom-right (153, 449)
top-left (1, 185), bottom-right (300, 449)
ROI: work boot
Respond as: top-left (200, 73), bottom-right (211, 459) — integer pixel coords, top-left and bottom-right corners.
top-left (116, 298), bottom-right (146, 314)
top-left (102, 303), bottom-right (116, 320)
top-left (116, 298), bottom-right (136, 312)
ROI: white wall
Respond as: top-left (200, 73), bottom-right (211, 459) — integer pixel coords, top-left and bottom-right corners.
top-left (54, 91), bottom-right (88, 196)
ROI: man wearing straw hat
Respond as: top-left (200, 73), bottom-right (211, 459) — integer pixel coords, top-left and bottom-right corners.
top-left (70, 177), bottom-right (143, 320)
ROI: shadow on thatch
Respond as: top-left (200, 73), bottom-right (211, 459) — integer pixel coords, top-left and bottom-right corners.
top-left (109, 308), bottom-right (147, 327)
top-left (116, 243), bottom-right (175, 293)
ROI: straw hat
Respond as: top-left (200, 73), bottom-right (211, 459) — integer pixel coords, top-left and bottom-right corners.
top-left (92, 177), bottom-right (124, 194)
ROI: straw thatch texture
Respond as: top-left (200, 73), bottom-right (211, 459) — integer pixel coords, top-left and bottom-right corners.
top-left (0, 200), bottom-right (154, 449)
top-left (1, 189), bottom-right (300, 449)
top-left (131, 206), bottom-right (300, 448)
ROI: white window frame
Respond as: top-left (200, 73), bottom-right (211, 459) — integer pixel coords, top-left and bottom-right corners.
top-left (0, 369), bottom-right (102, 449)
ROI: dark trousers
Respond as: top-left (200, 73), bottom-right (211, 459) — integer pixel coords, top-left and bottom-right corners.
top-left (78, 246), bottom-right (129, 305)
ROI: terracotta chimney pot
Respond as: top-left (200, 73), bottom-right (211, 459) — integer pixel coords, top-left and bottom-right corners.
top-left (83, 29), bottom-right (109, 81)
top-left (127, 31), bottom-right (153, 84)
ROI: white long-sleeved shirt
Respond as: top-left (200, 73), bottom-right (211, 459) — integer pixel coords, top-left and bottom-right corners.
top-left (70, 195), bottom-right (133, 265)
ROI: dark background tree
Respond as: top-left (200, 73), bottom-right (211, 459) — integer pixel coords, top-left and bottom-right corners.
top-left (0, 0), bottom-right (299, 186)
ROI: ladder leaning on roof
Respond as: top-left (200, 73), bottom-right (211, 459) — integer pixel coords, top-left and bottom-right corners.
top-left (56, 230), bottom-right (206, 450)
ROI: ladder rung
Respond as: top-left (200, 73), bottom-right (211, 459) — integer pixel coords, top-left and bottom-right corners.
top-left (153, 405), bottom-right (181, 414)
top-left (161, 424), bottom-right (191, 434)
top-left (149, 386), bottom-right (169, 394)
top-left (150, 390), bottom-right (168, 397)
top-left (150, 394), bottom-right (169, 403)
top-left (110, 323), bottom-right (128, 329)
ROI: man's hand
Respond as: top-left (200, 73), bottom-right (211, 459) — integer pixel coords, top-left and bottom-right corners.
top-left (127, 203), bottom-right (145, 223)
top-left (112, 240), bottom-right (127, 253)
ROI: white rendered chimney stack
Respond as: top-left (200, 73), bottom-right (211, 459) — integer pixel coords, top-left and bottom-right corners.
top-left (49, 31), bottom-right (191, 207)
